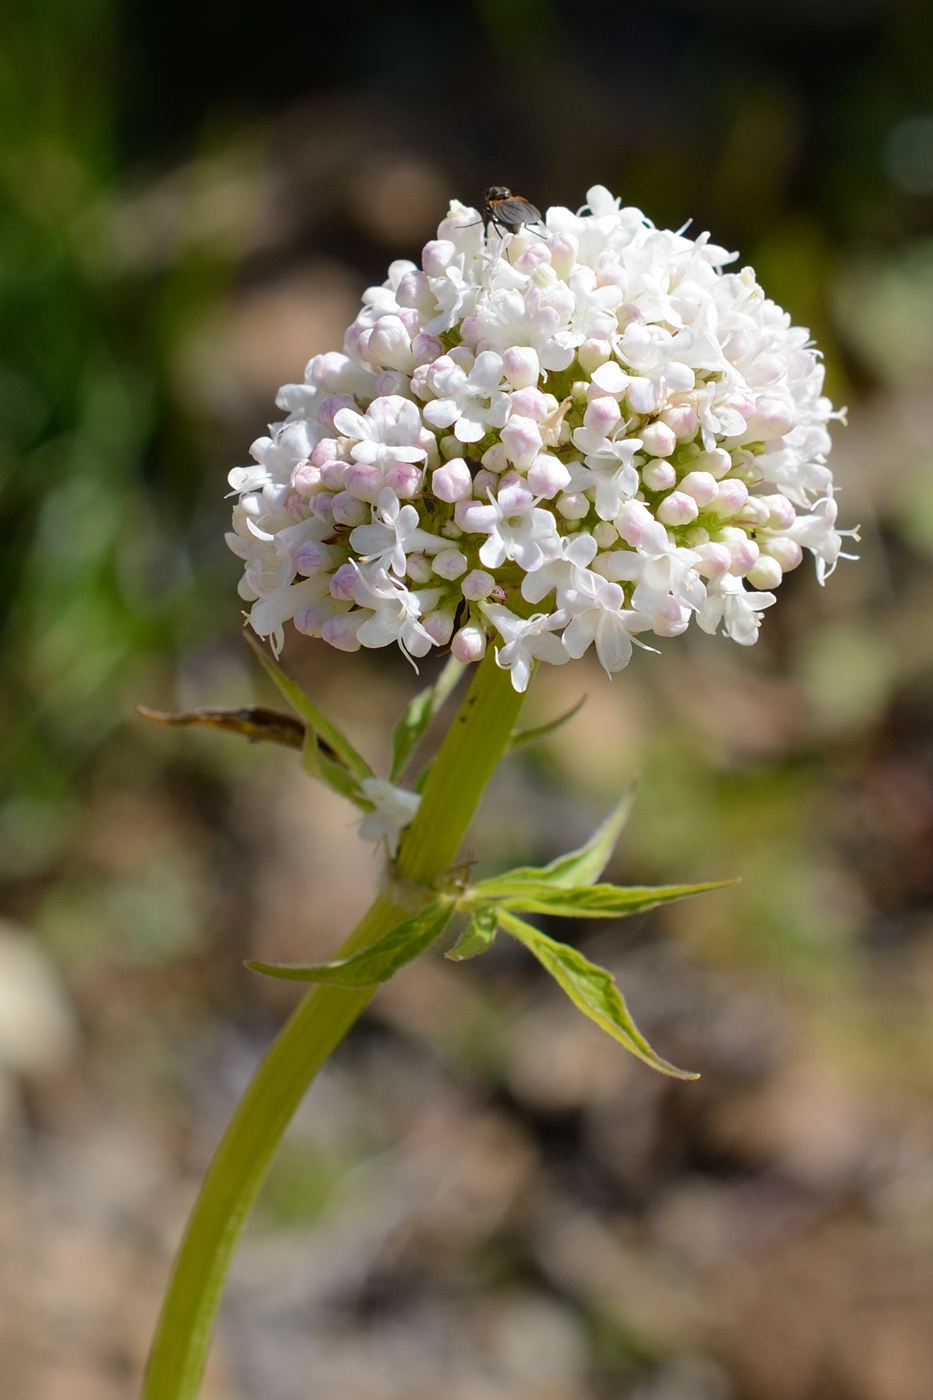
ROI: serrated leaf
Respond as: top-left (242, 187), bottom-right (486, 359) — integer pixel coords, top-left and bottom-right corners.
top-left (505, 695), bottom-right (587, 754)
top-left (446, 907), bottom-right (498, 961)
top-left (302, 732), bottom-right (370, 809)
top-left (136, 704), bottom-right (305, 749)
top-left (471, 878), bottom-right (736, 920)
top-left (245, 633), bottom-right (373, 779)
top-left (246, 899), bottom-right (454, 986)
top-left (498, 911), bottom-right (698, 1079)
top-left (390, 656), bottom-right (465, 782)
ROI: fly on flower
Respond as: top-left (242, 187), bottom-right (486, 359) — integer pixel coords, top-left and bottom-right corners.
top-left (481, 186), bottom-right (544, 237)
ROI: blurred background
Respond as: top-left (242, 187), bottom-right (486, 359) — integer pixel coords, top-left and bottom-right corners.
top-left (2, 0), bottom-right (933, 1396)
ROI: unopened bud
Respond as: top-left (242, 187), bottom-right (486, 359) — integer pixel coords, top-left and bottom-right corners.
top-left (329, 563), bottom-right (359, 600)
top-left (384, 462), bottom-right (423, 499)
top-left (547, 232), bottom-right (578, 279)
top-left (331, 491), bottom-right (369, 527)
top-left (421, 239), bottom-right (457, 276)
top-left (578, 338), bottom-right (611, 374)
top-left (746, 555), bottom-right (783, 589)
top-left (451, 624), bottom-right (487, 663)
top-left (640, 421), bottom-right (677, 458)
top-left (727, 535), bottom-right (760, 576)
top-left (693, 448), bottom-right (732, 479)
top-left (422, 609), bottom-right (455, 646)
top-left (406, 554), bottom-right (433, 584)
top-left (500, 415), bottom-right (543, 470)
top-left (481, 442), bottom-right (510, 473)
top-left (556, 491), bottom-right (590, 520)
top-left (527, 454), bottom-right (572, 498)
top-left (641, 459), bottom-right (677, 492)
top-left (678, 471), bottom-right (719, 506)
top-left (321, 613), bottom-right (363, 651)
top-left (657, 490), bottom-right (699, 526)
top-left (432, 548), bottom-right (468, 580)
top-left (661, 402), bottom-right (699, 439)
top-left (583, 395), bottom-right (622, 435)
top-left (709, 478), bottom-right (749, 518)
top-left (694, 542), bottom-right (732, 578)
top-left (760, 536), bottom-right (803, 571)
top-left (461, 569), bottom-right (495, 600)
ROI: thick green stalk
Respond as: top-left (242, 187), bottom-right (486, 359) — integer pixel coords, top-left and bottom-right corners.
top-left (142, 650), bottom-right (523, 1400)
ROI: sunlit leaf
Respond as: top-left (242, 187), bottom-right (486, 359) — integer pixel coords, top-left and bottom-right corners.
top-left (498, 911), bottom-right (698, 1079)
top-left (470, 877), bottom-right (736, 919)
top-left (505, 695), bottom-right (587, 754)
top-left (246, 900), bottom-right (454, 986)
top-left (446, 907), bottom-right (498, 961)
top-left (390, 656), bottom-right (465, 782)
top-left (136, 704), bottom-right (304, 749)
top-left (245, 633), bottom-right (373, 779)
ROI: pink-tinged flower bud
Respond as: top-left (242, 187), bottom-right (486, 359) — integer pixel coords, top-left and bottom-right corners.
top-left (344, 462), bottom-right (384, 502)
top-left (422, 609), bottom-right (455, 645)
top-left (384, 462), bottom-right (423, 498)
top-left (509, 386), bottom-right (549, 420)
top-left (727, 535), bottom-right (760, 576)
top-left (395, 270), bottom-right (434, 315)
top-left (640, 421), bottom-right (677, 457)
top-left (502, 345), bottom-right (540, 390)
top-left (309, 493), bottom-right (335, 523)
top-left (472, 469), bottom-right (498, 497)
top-left (709, 478), bottom-right (749, 518)
top-left (332, 491), bottom-right (370, 527)
top-left (761, 536), bottom-right (803, 571)
top-left (583, 394), bottom-right (622, 434)
top-left (412, 333), bottom-right (444, 368)
top-left (746, 555), bottom-right (783, 589)
top-left (310, 438), bottom-right (340, 468)
top-left (527, 454), bottom-right (571, 498)
top-left (481, 442), bottom-right (510, 473)
top-left (329, 563), bottom-right (359, 600)
top-left (590, 360), bottom-right (629, 398)
top-left (318, 393), bottom-right (357, 432)
top-left (661, 402), bottom-right (699, 439)
top-left (694, 542), bottom-right (732, 578)
top-left (365, 316), bottom-right (414, 373)
top-left (396, 307), bottom-right (421, 337)
top-left (678, 471), bottom-right (719, 506)
top-left (461, 569), bottom-right (495, 600)
top-left (651, 599), bottom-right (691, 637)
top-left (432, 459), bottom-right (473, 503)
top-left (295, 540), bottom-right (344, 575)
top-left (321, 613), bottom-right (363, 652)
top-left (747, 394), bottom-right (796, 439)
top-left (406, 554), bottom-right (433, 584)
top-left (421, 239), bottom-right (457, 276)
top-left (757, 493), bottom-right (796, 530)
top-left (735, 496), bottom-right (770, 527)
top-left (500, 415), bottom-right (543, 470)
top-left (458, 315), bottom-right (480, 347)
top-left (729, 450), bottom-right (766, 486)
top-left (294, 600), bottom-right (339, 636)
top-left (513, 243), bottom-right (551, 275)
top-left (432, 548), bottom-right (468, 580)
top-left (320, 458), bottom-right (348, 491)
top-left (451, 624), bottom-right (487, 663)
top-left (374, 370), bottom-right (409, 396)
top-left (557, 491), bottom-right (590, 520)
top-left (292, 461), bottom-right (322, 496)
top-left (578, 339), bottom-right (611, 374)
top-left (547, 232), bottom-right (578, 279)
top-left (410, 364), bottom-right (433, 399)
top-left (657, 491), bottom-right (699, 526)
top-left (641, 459), bottom-right (677, 491)
top-left (694, 448), bottom-right (732, 479)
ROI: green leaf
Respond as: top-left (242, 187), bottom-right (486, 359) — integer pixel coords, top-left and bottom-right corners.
top-left (390, 656), bottom-right (465, 782)
top-left (302, 733), bottom-right (370, 810)
top-left (246, 900), bottom-right (455, 986)
top-left (446, 907), bottom-right (498, 961)
top-left (505, 695), bottom-right (587, 754)
top-left (498, 911), bottom-right (698, 1079)
top-left (245, 633), bottom-right (373, 779)
top-left (470, 878), bottom-right (736, 920)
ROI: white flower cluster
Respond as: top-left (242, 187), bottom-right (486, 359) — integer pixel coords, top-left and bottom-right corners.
top-left (227, 186), bottom-right (853, 692)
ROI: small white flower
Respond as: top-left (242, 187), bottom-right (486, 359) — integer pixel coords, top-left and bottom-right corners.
top-left (697, 574), bottom-right (776, 645)
top-left (358, 779), bottom-right (422, 857)
top-left (456, 479), bottom-right (561, 573)
top-left (482, 603), bottom-right (570, 693)
top-left (350, 565), bottom-right (440, 662)
top-left (349, 488), bottom-right (434, 577)
top-left (558, 570), bottom-right (653, 676)
top-left (333, 395), bottom-right (428, 472)
top-left (422, 351), bottom-right (510, 443)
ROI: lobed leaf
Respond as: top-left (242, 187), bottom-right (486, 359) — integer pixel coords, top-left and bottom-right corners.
top-left (473, 878), bottom-right (737, 920)
top-left (498, 911), bottom-right (698, 1079)
top-left (505, 695), bottom-right (587, 754)
top-left (136, 704), bottom-right (305, 749)
top-left (445, 907), bottom-right (498, 961)
top-left (246, 900), bottom-right (455, 987)
top-left (390, 656), bottom-right (465, 782)
top-left (245, 633), bottom-right (373, 779)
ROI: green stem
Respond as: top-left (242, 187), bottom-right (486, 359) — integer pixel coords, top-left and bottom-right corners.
top-left (142, 649), bottom-right (523, 1400)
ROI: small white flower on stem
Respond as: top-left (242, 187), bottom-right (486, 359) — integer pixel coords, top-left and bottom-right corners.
top-left (482, 603), bottom-right (570, 693)
top-left (358, 779), bottom-right (422, 858)
top-left (559, 571), bottom-right (654, 676)
top-left (350, 565), bottom-right (441, 663)
top-left (457, 479), bottom-right (560, 573)
top-left (349, 489), bottom-right (434, 577)
top-left (422, 351), bottom-right (510, 443)
top-left (697, 574), bottom-right (776, 645)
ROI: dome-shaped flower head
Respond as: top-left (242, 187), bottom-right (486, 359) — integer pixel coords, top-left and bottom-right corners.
top-left (226, 186), bottom-right (856, 688)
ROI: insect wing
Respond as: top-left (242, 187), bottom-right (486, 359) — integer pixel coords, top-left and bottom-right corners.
top-left (489, 195), bottom-right (543, 232)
